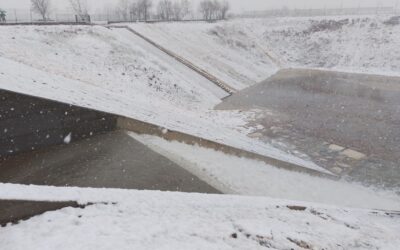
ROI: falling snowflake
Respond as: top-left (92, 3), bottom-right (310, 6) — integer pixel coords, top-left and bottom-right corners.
top-left (64, 133), bottom-right (72, 144)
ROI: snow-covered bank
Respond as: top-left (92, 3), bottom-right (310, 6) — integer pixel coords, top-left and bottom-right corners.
top-left (0, 25), bottom-right (225, 109)
top-left (0, 183), bottom-right (399, 250)
top-left (128, 15), bottom-right (400, 79)
top-left (263, 16), bottom-right (400, 75)
top-left (126, 21), bottom-right (280, 90)
top-left (0, 25), bottom-right (326, 174)
top-left (130, 133), bottom-right (400, 211)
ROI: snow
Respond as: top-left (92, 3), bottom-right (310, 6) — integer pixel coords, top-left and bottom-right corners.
top-left (63, 133), bottom-right (72, 144)
top-left (261, 16), bottom-right (400, 75)
top-left (0, 25), bottom-right (225, 109)
top-left (125, 21), bottom-right (280, 90)
top-left (1, 20), bottom-right (400, 249)
top-left (0, 25), bottom-right (327, 174)
top-left (130, 133), bottom-right (400, 211)
top-left (126, 15), bottom-right (400, 80)
top-left (0, 183), bottom-right (399, 250)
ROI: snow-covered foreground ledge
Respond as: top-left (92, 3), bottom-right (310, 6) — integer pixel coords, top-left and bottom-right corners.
top-left (0, 183), bottom-right (399, 250)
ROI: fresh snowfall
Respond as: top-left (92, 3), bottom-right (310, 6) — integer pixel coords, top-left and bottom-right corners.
top-left (0, 15), bottom-right (400, 249)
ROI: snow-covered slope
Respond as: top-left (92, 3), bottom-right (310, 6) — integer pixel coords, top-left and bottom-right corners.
top-left (127, 21), bottom-right (280, 90)
top-left (262, 16), bottom-right (400, 75)
top-left (128, 15), bottom-right (400, 81)
top-left (0, 25), bottom-right (325, 173)
top-left (0, 25), bottom-right (226, 109)
top-left (1, 184), bottom-right (399, 250)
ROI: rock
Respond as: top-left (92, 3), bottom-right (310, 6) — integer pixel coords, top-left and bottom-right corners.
top-left (248, 132), bottom-right (262, 138)
top-left (338, 163), bottom-right (352, 169)
top-left (329, 144), bottom-right (345, 152)
top-left (331, 167), bottom-right (343, 174)
top-left (341, 149), bottom-right (366, 160)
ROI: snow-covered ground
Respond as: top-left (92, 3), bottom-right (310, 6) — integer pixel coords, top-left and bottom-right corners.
top-left (0, 25), bottom-right (326, 173)
top-left (127, 21), bottom-right (280, 90)
top-left (128, 15), bottom-right (400, 80)
top-left (1, 183), bottom-right (399, 250)
top-left (1, 20), bottom-right (400, 249)
top-left (0, 25), bottom-right (226, 109)
top-left (262, 16), bottom-right (400, 75)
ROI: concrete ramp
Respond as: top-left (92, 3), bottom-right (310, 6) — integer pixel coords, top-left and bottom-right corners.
top-left (0, 130), bottom-right (220, 194)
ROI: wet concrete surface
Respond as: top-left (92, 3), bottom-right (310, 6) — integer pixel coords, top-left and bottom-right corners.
top-left (217, 69), bottom-right (400, 190)
top-left (0, 130), bottom-right (220, 194)
top-left (0, 200), bottom-right (82, 226)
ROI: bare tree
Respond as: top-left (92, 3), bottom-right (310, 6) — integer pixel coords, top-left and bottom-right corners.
top-left (0, 9), bottom-right (6, 22)
top-left (212, 0), bottom-right (221, 19)
top-left (219, 0), bottom-right (229, 19)
top-left (138, 0), bottom-right (152, 21)
top-left (31, 0), bottom-right (51, 20)
top-left (157, 0), bottom-right (173, 21)
top-left (69, 0), bottom-right (89, 21)
top-left (199, 0), bottom-right (213, 20)
top-left (116, 0), bottom-right (130, 21)
top-left (129, 0), bottom-right (140, 21)
top-left (199, 0), bottom-right (228, 21)
top-left (179, 0), bottom-right (191, 19)
top-left (172, 1), bottom-right (182, 20)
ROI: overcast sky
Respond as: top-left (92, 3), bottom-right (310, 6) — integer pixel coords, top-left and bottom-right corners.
top-left (1, 0), bottom-right (399, 13)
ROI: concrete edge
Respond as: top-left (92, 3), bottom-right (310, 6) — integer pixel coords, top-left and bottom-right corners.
top-left (117, 117), bottom-right (338, 180)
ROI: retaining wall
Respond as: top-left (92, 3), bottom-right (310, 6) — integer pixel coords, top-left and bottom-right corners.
top-left (0, 89), bottom-right (117, 158)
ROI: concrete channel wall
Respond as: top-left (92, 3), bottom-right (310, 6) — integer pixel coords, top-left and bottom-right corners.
top-left (0, 88), bottom-right (336, 225)
top-left (0, 88), bottom-right (336, 178)
top-left (0, 89), bottom-right (117, 158)
top-left (0, 87), bottom-right (334, 178)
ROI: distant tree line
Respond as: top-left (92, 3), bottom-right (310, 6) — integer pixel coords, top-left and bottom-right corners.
top-left (26, 0), bottom-right (230, 23)
top-left (115, 0), bottom-right (230, 22)
top-left (199, 0), bottom-right (230, 20)
top-left (115, 0), bottom-right (154, 22)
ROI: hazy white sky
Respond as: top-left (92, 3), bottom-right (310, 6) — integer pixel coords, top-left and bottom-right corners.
top-left (0, 0), bottom-right (399, 13)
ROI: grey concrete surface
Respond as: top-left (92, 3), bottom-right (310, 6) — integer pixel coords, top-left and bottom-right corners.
top-left (0, 200), bottom-right (82, 226)
top-left (0, 89), bottom-right (117, 157)
top-left (0, 130), bottom-right (220, 194)
top-left (217, 69), bottom-right (400, 190)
